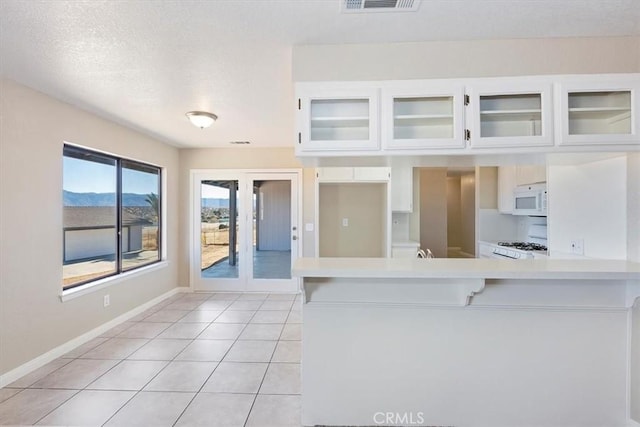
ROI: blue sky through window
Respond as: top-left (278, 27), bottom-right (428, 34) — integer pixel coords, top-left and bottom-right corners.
top-left (64, 157), bottom-right (158, 195)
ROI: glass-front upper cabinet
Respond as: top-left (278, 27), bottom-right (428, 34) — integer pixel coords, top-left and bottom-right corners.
top-left (557, 77), bottom-right (639, 146)
top-left (296, 85), bottom-right (379, 152)
top-left (381, 83), bottom-right (465, 150)
top-left (467, 81), bottom-right (554, 148)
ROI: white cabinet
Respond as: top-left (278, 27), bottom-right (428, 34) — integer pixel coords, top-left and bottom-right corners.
top-left (391, 166), bottom-right (413, 212)
top-left (467, 81), bottom-right (554, 148)
top-left (296, 85), bottom-right (379, 152)
top-left (381, 83), bottom-right (466, 150)
top-left (317, 167), bottom-right (390, 183)
top-left (497, 166), bottom-right (516, 214)
top-left (296, 74), bottom-right (639, 156)
top-left (557, 76), bottom-right (639, 146)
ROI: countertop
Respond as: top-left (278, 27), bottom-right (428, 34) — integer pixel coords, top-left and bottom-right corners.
top-left (292, 257), bottom-right (640, 281)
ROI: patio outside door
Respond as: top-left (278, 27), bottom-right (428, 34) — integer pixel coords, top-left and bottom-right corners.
top-left (192, 170), bottom-right (300, 293)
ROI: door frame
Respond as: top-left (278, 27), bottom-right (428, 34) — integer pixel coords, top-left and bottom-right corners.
top-left (189, 168), bottom-right (303, 293)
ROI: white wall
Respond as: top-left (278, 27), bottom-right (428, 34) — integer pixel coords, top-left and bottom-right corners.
top-left (293, 37), bottom-right (639, 81)
top-left (629, 152), bottom-right (640, 423)
top-left (548, 156), bottom-right (627, 259)
top-left (319, 183), bottom-right (386, 258)
top-left (0, 79), bottom-right (180, 376)
top-left (628, 153), bottom-right (640, 263)
top-left (632, 299), bottom-right (640, 424)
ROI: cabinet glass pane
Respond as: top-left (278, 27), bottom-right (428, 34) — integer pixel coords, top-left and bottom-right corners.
top-left (480, 94), bottom-right (542, 138)
top-left (310, 99), bottom-right (369, 141)
top-left (568, 91), bottom-right (631, 135)
top-left (393, 96), bottom-right (453, 139)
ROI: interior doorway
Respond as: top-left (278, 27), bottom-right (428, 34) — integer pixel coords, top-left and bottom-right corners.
top-left (417, 167), bottom-right (476, 258)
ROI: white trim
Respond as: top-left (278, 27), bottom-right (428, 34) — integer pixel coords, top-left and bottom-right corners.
top-left (1, 286), bottom-right (185, 388)
top-left (61, 261), bottom-right (170, 302)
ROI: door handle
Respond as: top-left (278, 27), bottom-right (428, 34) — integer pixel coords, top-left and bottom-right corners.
top-left (292, 236), bottom-right (298, 241)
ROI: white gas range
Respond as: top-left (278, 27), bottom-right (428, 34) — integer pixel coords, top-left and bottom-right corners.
top-left (478, 224), bottom-right (548, 259)
top-left (489, 241), bottom-right (548, 259)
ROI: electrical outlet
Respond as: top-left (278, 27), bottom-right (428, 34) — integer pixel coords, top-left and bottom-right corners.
top-left (570, 239), bottom-right (584, 255)
top-left (103, 295), bottom-right (110, 307)
top-left (342, 218), bottom-right (349, 227)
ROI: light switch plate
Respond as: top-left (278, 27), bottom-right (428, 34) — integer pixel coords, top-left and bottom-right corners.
top-left (305, 223), bottom-right (314, 232)
top-left (342, 218), bottom-right (349, 227)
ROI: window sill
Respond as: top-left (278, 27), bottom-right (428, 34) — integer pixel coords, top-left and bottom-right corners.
top-left (60, 261), bottom-right (170, 302)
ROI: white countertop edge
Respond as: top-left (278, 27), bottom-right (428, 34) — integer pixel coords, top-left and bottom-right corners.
top-left (292, 258), bottom-right (640, 281)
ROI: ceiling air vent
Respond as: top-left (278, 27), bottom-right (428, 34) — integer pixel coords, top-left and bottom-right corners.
top-left (342, 0), bottom-right (420, 13)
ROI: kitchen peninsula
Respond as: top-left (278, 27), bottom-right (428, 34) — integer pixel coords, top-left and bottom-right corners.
top-left (293, 257), bottom-right (640, 427)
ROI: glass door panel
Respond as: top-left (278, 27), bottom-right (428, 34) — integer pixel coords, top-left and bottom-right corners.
top-left (251, 179), bottom-right (292, 280)
top-left (200, 180), bottom-right (240, 279)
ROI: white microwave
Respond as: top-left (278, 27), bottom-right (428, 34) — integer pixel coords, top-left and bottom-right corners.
top-left (513, 183), bottom-right (547, 216)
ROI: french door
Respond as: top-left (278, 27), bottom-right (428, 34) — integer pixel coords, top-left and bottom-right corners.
top-left (191, 170), bottom-right (301, 293)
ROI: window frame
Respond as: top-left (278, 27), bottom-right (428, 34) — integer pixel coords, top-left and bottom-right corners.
top-left (62, 144), bottom-right (163, 291)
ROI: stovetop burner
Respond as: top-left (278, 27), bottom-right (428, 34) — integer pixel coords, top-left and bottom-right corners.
top-left (497, 242), bottom-right (548, 251)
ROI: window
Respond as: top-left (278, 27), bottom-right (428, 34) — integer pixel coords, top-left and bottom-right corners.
top-left (63, 145), bottom-right (161, 290)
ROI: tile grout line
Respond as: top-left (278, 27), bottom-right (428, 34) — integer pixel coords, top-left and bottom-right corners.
top-left (99, 291), bottom-right (218, 427)
top-left (171, 291), bottom-right (259, 427)
top-left (242, 298), bottom-right (294, 427)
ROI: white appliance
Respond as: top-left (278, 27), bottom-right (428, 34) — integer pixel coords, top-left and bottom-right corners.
top-left (513, 183), bottom-right (547, 216)
top-left (482, 223), bottom-right (548, 259)
top-left (490, 241), bottom-right (547, 259)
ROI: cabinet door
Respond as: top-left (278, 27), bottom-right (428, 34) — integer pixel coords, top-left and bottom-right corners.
top-left (391, 166), bottom-right (413, 212)
top-left (557, 76), bottom-right (639, 146)
top-left (381, 84), bottom-right (465, 150)
top-left (296, 87), bottom-right (379, 152)
top-left (467, 82), bottom-right (554, 148)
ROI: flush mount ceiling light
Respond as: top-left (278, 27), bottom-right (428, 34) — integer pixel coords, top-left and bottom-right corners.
top-left (186, 111), bottom-right (218, 129)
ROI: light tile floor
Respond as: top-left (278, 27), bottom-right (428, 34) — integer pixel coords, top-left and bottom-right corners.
top-left (0, 292), bottom-right (302, 427)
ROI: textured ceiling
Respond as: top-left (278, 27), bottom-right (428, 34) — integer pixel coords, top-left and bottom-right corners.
top-left (1, 0), bottom-right (639, 148)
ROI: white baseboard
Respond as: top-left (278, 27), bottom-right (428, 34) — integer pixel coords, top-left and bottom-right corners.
top-left (0, 286), bottom-right (186, 388)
